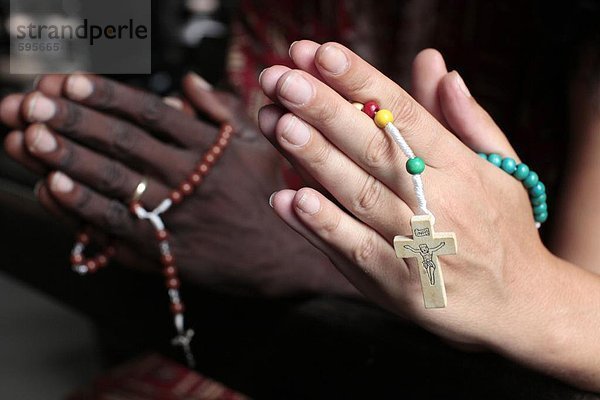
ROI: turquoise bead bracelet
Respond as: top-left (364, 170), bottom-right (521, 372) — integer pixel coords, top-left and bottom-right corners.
top-left (478, 153), bottom-right (548, 225)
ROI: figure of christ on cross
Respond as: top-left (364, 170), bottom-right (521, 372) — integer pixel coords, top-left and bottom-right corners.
top-left (402, 242), bottom-right (447, 286)
top-left (394, 215), bottom-right (457, 309)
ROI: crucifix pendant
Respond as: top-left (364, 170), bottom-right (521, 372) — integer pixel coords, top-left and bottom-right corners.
top-left (172, 329), bottom-right (196, 368)
top-left (394, 215), bottom-right (457, 309)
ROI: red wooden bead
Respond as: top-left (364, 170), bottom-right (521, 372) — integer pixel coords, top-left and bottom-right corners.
top-left (71, 254), bottom-right (83, 264)
top-left (170, 302), bottom-right (185, 314)
top-left (190, 173), bottom-right (203, 186)
top-left (197, 163), bottom-right (209, 175)
top-left (166, 278), bottom-right (180, 289)
top-left (218, 138), bottom-right (228, 147)
top-left (77, 232), bottom-right (90, 245)
top-left (180, 182), bottom-right (193, 196)
top-left (161, 254), bottom-right (174, 265)
top-left (170, 190), bottom-right (183, 204)
top-left (204, 153), bottom-right (216, 166)
top-left (97, 254), bottom-right (108, 267)
top-left (212, 146), bottom-right (222, 155)
top-left (86, 259), bottom-right (98, 272)
top-left (163, 265), bottom-right (177, 278)
top-left (156, 230), bottom-right (168, 241)
top-left (221, 131), bottom-right (232, 140)
top-left (363, 101), bottom-right (380, 118)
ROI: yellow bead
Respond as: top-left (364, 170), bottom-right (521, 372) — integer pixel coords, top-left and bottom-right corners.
top-left (374, 109), bottom-right (393, 128)
top-left (351, 102), bottom-right (364, 111)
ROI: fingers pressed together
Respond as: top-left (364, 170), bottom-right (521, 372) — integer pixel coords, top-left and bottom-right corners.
top-left (0, 72), bottom-right (218, 241)
top-left (257, 39), bottom-right (520, 303)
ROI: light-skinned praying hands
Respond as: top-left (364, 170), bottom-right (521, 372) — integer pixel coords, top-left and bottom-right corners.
top-left (258, 40), bottom-right (600, 391)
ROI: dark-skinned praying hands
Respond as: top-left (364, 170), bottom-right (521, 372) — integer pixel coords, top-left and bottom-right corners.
top-left (0, 72), bottom-right (355, 298)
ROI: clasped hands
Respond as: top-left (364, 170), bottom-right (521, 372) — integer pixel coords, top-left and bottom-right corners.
top-left (1, 39), bottom-right (585, 383)
top-left (258, 40), bottom-right (595, 383)
top-left (1, 69), bottom-right (351, 297)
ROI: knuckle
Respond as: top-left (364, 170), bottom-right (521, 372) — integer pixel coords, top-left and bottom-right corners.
top-left (138, 96), bottom-right (163, 126)
top-left (58, 141), bottom-right (77, 170)
top-left (314, 99), bottom-right (342, 129)
top-left (97, 161), bottom-right (127, 196)
top-left (344, 73), bottom-right (374, 97)
top-left (320, 211), bottom-right (342, 237)
top-left (308, 139), bottom-right (332, 167)
top-left (59, 101), bottom-right (83, 133)
top-left (353, 175), bottom-right (382, 216)
top-left (74, 186), bottom-right (93, 210)
top-left (389, 97), bottom-right (420, 132)
top-left (352, 231), bottom-right (378, 265)
top-left (94, 79), bottom-right (116, 109)
top-left (110, 122), bottom-right (137, 157)
top-left (103, 200), bottom-right (129, 233)
top-left (363, 130), bottom-right (396, 170)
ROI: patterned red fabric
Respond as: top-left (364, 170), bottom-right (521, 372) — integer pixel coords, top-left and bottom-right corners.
top-left (68, 353), bottom-right (249, 400)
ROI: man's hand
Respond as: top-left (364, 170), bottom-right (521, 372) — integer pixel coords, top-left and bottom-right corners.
top-left (1, 73), bottom-right (355, 297)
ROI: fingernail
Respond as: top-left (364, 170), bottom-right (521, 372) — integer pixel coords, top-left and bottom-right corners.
top-left (27, 93), bottom-right (56, 122)
top-left (281, 115), bottom-right (310, 146)
top-left (319, 45), bottom-right (349, 75)
top-left (50, 171), bottom-right (74, 193)
top-left (455, 72), bottom-right (471, 97)
top-left (189, 72), bottom-right (212, 91)
top-left (29, 124), bottom-right (57, 153)
top-left (279, 72), bottom-right (313, 105)
top-left (297, 191), bottom-right (321, 215)
top-left (66, 75), bottom-right (94, 100)
top-left (268, 192), bottom-right (277, 208)
top-left (258, 68), bottom-right (267, 85)
top-left (288, 41), bottom-right (298, 58)
top-left (163, 96), bottom-right (183, 110)
top-left (32, 75), bottom-right (41, 90)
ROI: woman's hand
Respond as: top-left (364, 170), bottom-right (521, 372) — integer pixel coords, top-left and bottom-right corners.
top-left (1, 73), bottom-right (354, 297)
top-left (258, 40), bottom-right (600, 389)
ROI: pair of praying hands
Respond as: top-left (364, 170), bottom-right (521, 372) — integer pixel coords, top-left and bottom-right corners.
top-left (1, 69), bottom-right (352, 297)
top-left (258, 40), bottom-right (599, 390)
top-left (2, 40), bottom-right (598, 390)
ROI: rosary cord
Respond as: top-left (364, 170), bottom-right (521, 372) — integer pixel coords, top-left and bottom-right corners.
top-left (384, 122), bottom-right (431, 216)
top-left (69, 123), bottom-right (235, 369)
top-left (133, 200), bottom-right (196, 368)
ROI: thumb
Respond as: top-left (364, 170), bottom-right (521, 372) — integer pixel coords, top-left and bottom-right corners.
top-left (182, 72), bottom-right (232, 123)
top-left (438, 71), bottom-right (520, 162)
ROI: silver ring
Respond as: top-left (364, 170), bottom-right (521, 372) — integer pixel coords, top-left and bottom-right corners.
top-left (129, 177), bottom-right (148, 203)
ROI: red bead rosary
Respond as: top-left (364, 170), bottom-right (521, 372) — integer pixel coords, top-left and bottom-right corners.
top-left (70, 123), bottom-right (234, 367)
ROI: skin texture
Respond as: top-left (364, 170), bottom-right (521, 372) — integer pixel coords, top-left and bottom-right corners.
top-left (0, 47), bottom-right (476, 299)
top-left (1, 73), bottom-right (355, 298)
top-left (259, 40), bottom-right (600, 391)
top-left (4, 39), bottom-right (600, 390)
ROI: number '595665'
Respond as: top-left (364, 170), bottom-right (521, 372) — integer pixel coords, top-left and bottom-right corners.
top-left (17, 43), bottom-right (61, 52)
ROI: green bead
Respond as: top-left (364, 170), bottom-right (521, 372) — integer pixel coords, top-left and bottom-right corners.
top-left (487, 153), bottom-right (502, 167)
top-left (535, 211), bottom-right (548, 223)
top-left (406, 157), bottom-right (425, 175)
top-left (531, 193), bottom-right (547, 205)
top-left (513, 163), bottom-right (530, 180)
top-left (477, 152), bottom-right (488, 160)
top-left (523, 171), bottom-right (539, 189)
top-left (529, 182), bottom-right (546, 197)
top-left (533, 202), bottom-right (547, 214)
top-left (501, 157), bottom-right (517, 174)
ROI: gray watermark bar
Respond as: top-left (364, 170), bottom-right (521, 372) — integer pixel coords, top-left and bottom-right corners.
top-left (10, 0), bottom-right (151, 74)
